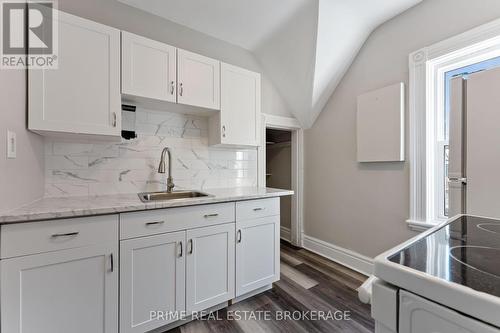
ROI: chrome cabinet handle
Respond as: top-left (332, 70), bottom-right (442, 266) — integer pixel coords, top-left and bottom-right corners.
top-left (204, 213), bottom-right (219, 218)
top-left (253, 207), bottom-right (264, 211)
top-left (237, 230), bottom-right (242, 243)
top-left (179, 83), bottom-right (183, 96)
top-left (222, 125), bottom-right (226, 138)
top-left (170, 81), bottom-right (175, 95)
top-left (145, 221), bottom-right (164, 226)
top-left (179, 241), bottom-right (183, 257)
top-left (112, 112), bottom-right (117, 127)
top-left (51, 232), bottom-right (79, 238)
top-left (110, 253), bottom-right (114, 272)
top-left (188, 239), bottom-right (193, 254)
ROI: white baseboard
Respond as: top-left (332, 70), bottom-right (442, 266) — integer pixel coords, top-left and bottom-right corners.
top-left (302, 234), bottom-right (374, 276)
top-left (280, 226), bottom-right (291, 242)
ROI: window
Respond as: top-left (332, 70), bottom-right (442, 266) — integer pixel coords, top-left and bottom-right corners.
top-left (407, 19), bottom-right (500, 230)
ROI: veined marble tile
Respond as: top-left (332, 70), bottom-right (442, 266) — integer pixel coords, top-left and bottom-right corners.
top-left (228, 160), bottom-right (254, 170)
top-left (46, 155), bottom-right (89, 170)
top-left (45, 107), bottom-right (258, 197)
top-left (49, 142), bottom-right (120, 158)
top-left (45, 183), bottom-right (89, 197)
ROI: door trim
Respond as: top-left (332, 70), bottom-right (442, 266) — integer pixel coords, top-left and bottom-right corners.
top-left (258, 114), bottom-right (304, 247)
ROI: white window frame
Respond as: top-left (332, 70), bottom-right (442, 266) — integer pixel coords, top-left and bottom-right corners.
top-left (408, 18), bottom-right (500, 230)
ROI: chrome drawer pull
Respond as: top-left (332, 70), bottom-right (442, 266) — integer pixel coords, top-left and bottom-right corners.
top-left (51, 232), bottom-right (79, 238)
top-left (253, 208), bottom-right (264, 211)
top-left (145, 221), bottom-right (164, 226)
top-left (204, 213), bottom-right (219, 218)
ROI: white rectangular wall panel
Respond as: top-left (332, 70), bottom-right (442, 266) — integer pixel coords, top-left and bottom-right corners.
top-left (357, 82), bottom-right (405, 162)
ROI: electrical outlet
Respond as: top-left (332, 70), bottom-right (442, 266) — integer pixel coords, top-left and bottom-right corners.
top-left (7, 130), bottom-right (16, 159)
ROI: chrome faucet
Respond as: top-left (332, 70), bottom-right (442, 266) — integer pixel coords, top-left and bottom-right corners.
top-left (158, 147), bottom-right (175, 193)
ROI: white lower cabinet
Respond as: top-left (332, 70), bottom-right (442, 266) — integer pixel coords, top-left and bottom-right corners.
top-left (236, 215), bottom-right (280, 296)
top-left (399, 290), bottom-right (498, 333)
top-left (120, 232), bottom-right (185, 333)
top-left (0, 198), bottom-right (283, 333)
top-left (236, 216), bottom-right (280, 296)
top-left (186, 223), bottom-right (235, 312)
top-left (1, 244), bottom-right (118, 333)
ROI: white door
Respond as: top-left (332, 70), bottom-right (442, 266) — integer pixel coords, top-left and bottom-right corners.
top-left (28, 11), bottom-right (121, 137)
top-left (465, 67), bottom-right (500, 218)
top-left (186, 223), bottom-right (235, 312)
top-left (399, 290), bottom-right (498, 333)
top-left (120, 232), bottom-right (185, 333)
top-left (121, 31), bottom-right (177, 103)
top-left (177, 49), bottom-right (220, 110)
top-left (236, 216), bottom-right (280, 297)
top-left (220, 63), bottom-right (261, 146)
top-left (1, 245), bottom-right (118, 333)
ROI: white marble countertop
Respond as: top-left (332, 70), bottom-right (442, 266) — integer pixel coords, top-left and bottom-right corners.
top-left (0, 187), bottom-right (293, 224)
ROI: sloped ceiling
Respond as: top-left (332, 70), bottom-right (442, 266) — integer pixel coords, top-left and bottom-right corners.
top-left (118, 0), bottom-right (422, 128)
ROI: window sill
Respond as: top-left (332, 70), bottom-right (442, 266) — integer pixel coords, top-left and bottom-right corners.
top-left (406, 219), bottom-right (440, 232)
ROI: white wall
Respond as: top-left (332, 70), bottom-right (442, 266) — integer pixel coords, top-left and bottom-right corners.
top-left (304, 0), bottom-right (500, 258)
top-left (0, 70), bottom-right (45, 213)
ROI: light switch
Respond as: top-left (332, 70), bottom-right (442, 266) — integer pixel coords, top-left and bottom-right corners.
top-left (7, 130), bottom-right (16, 159)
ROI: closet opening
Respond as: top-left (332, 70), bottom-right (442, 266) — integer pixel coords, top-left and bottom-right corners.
top-left (266, 128), bottom-right (293, 243)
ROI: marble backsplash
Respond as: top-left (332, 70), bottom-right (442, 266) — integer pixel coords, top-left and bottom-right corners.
top-left (44, 108), bottom-right (258, 197)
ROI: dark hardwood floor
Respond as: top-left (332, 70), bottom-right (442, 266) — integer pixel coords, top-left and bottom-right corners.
top-left (167, 241), bottom-right (374, 333)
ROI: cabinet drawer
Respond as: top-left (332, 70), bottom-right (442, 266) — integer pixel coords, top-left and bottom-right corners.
top-left (1, 215), bottom-right (118, 259)
top-left (236, 198), bottom-right (280, 221)
top-left (120, 202), bottom-right (235, 240)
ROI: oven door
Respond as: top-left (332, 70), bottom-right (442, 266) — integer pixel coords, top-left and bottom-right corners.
top-left (399, 290), bottom-right (499, 333)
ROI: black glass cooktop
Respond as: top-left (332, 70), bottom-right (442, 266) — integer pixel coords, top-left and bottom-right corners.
top-left (389, 215), bottom-right (500, 297)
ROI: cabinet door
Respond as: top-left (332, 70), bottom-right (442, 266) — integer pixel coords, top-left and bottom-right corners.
top-left (186, 223), bottom-right (235, 312)
top-left (220, 63), bottom-right (261, 146)
top-left (177, 49), bottom-right (220, 110)
top-left (1, 244), bottom-right (118, 333)
top-left (236, 216), bottom-right (280, 296)
top-left (120, 232), bottom-right (185, 333)
top-left (121, 31), bottom-right (177, 103)
top-left (399, 290), bottom-right (498, 333)
top-left (28, 11), bottom-right (121, 137)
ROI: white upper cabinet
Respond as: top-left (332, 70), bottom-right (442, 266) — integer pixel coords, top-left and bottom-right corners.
top-left (177, 49), bottom-right (220, 110)
top-left (209, 63), bottom-right (261, 147)
top-left (27, 11), bottom-right (261, 144)
top-left (121, 32), bottom-right (177, 103)
top-left (28, 11), bottom-right (121, 138)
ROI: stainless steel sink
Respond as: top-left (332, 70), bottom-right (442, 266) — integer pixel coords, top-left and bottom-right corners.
top-left (138, 190), bottom-right (212, 202)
